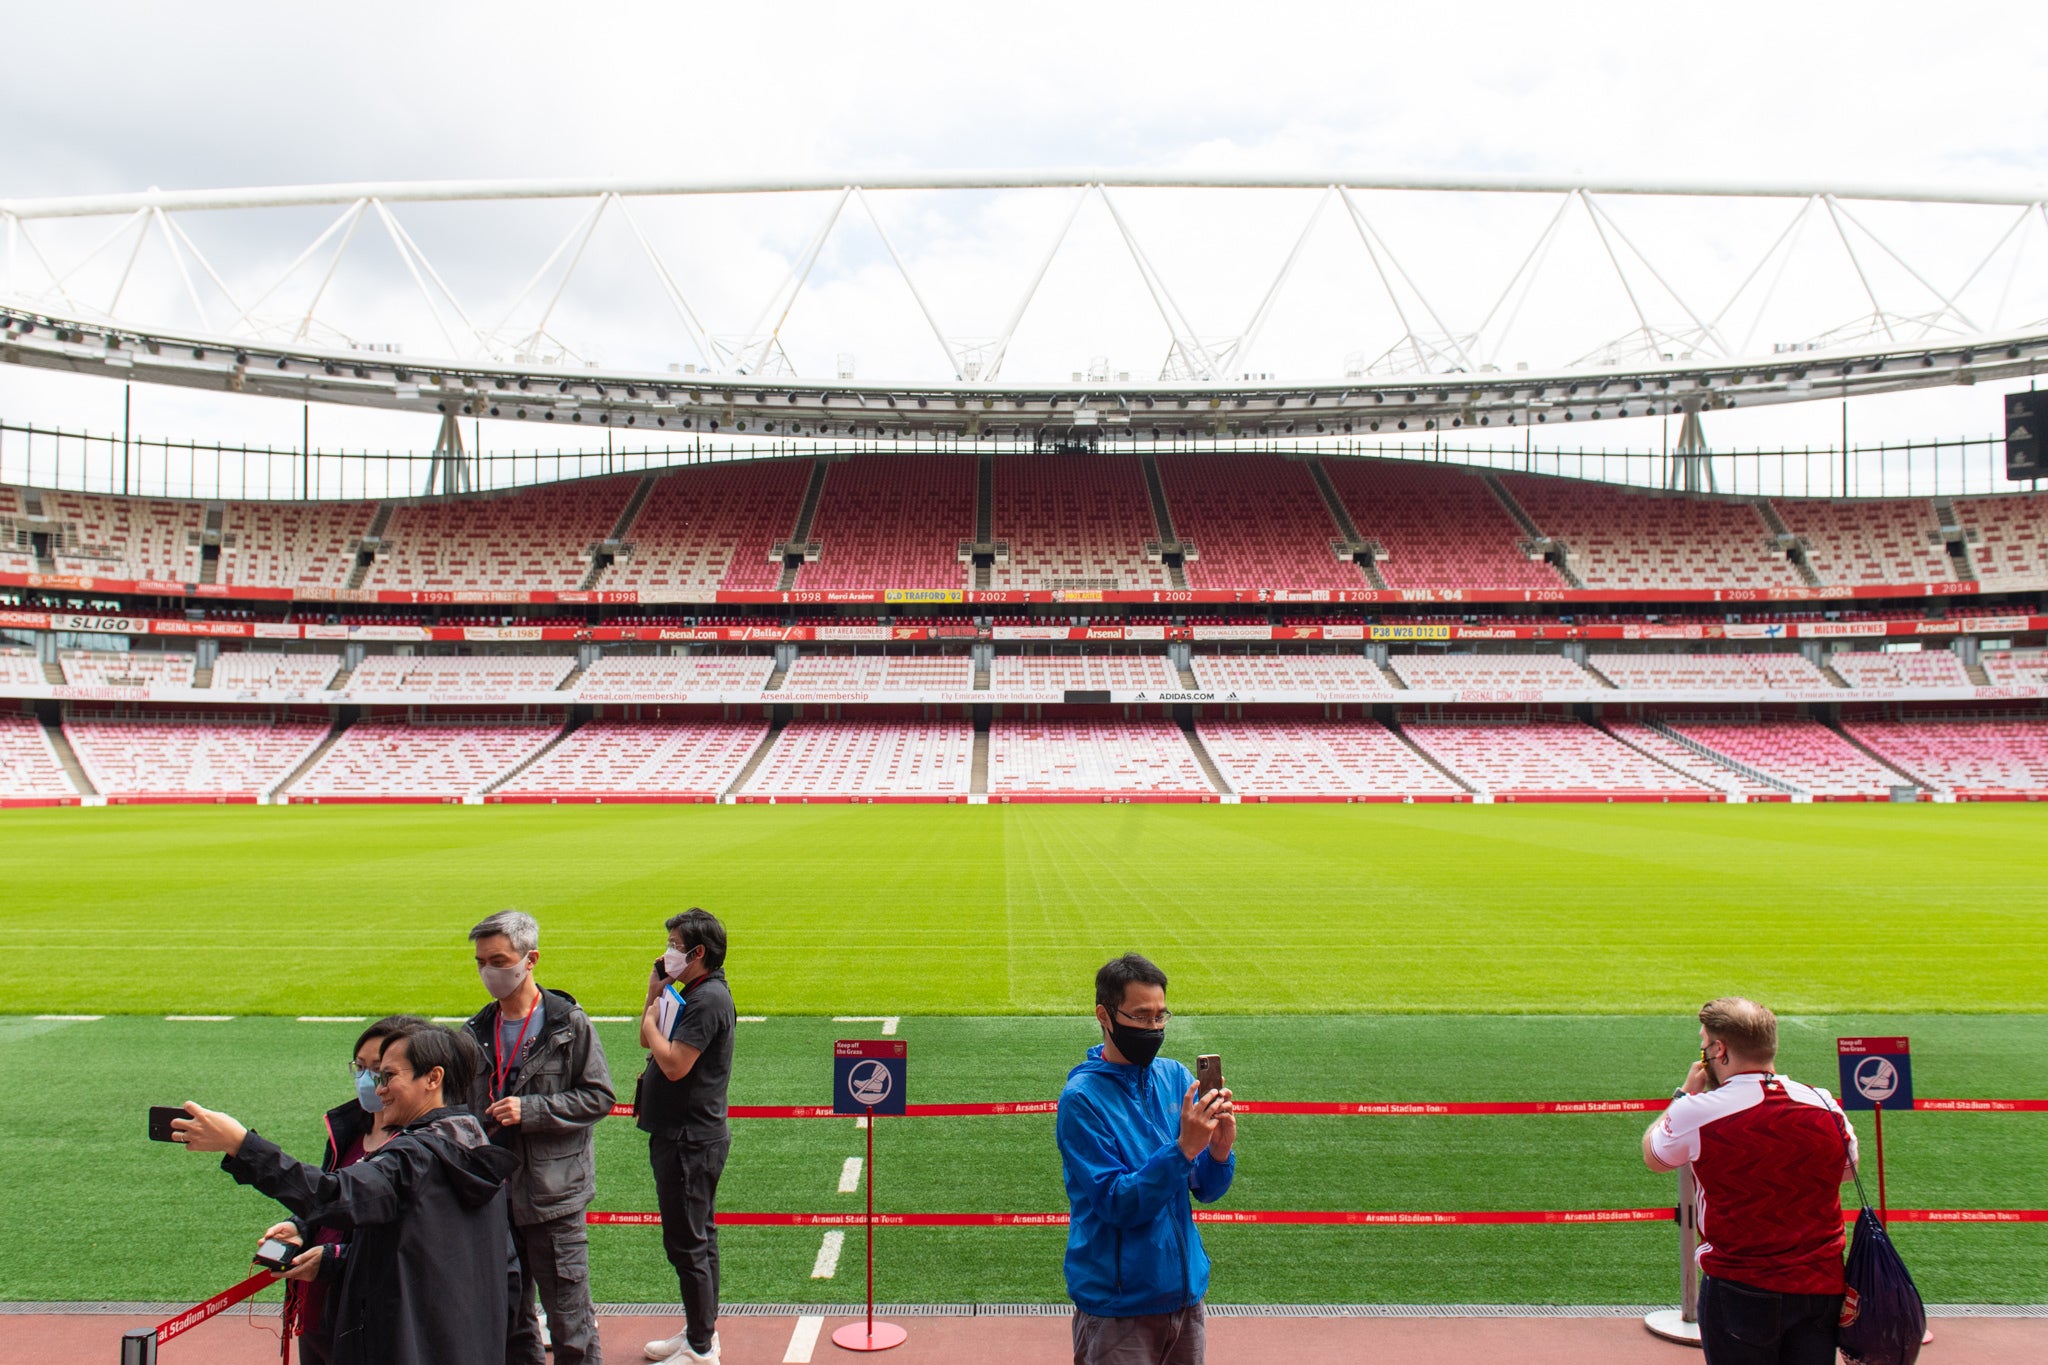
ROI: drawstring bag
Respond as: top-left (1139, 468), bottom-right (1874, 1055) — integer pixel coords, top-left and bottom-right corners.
top-left (1829, 1105), bottom-right (1925, 1365)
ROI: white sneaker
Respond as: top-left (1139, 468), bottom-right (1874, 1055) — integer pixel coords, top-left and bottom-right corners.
top-left (644, 1328), bottom-right (719, 1362)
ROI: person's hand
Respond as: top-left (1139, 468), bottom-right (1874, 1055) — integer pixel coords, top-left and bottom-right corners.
top-left (1681, 1061), bottom-right (1710, 1096)
top-left (282, 1247), bottom-right (325, 1283)
top-left (1177, 1082), bottom-right (1225, 1160)
top-left (1205, 1088), bottom-right (1237, 1160)
top-left (171, 1102), bottom-right (247, 1157)
top-left (261, 1222), bottom-right (302, 1247)
top-left (646, 965), bottom-right (666, 1009)
top-left (486, 1096), bottom-right (523, 1127)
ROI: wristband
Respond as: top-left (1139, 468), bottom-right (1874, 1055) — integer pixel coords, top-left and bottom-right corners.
top-left (1672, 1086), bottom-right (1689, 1100)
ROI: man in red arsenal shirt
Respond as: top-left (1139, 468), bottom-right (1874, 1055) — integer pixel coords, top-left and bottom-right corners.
top-left (1643, 997), bottom-right (1859, 1365)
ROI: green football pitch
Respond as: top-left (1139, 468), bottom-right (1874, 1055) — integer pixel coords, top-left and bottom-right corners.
top-left (1, 803), bottom-right (2044, 1306)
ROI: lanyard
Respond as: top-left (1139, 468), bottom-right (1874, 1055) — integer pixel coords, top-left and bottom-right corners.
top-left (493, 1003), bottom-right (538, 1100)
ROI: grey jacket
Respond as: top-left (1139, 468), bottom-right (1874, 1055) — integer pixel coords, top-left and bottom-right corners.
top-left (463, 987), bottom-right (615, 1225)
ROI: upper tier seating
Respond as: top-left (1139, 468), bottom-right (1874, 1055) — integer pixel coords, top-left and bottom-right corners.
top-left (1157, 454), bottom-right (1361, 591)
top-left (210, 652), bottom-right (342, 693)
top-left (989, 720), bottom-right (1212, 796)
top-left (497, 721), bottom-right (769, 800)
top-left (989, 655), bottom-right (1183, 694)
top-left (41, 490), bottom-right (207, 580)
top-left (364, 479), bottom-right (637, 592)
top-left (989, 452), bottom-right (1169, 590)
top-left (1955, 492), bottom-right (2048, 590)
top-left (345, 655), bottom-right (575, 696)
top-left (1197, 719), bottom-right (1465, 798)
top-left (65, 718), bottom-right (331, 800)
top-left (0, 487), bottom-right (38, 573)
top-left (797, 455), bottom-right (975, 591)
top-left (1503, 477), bottom-right (1800, 590)
top-left (1401, 718), bottom-right (1716, 798)
top-left (604, 460), bottom-right (809, 591)
top-left (778, 655), bottom-right (976, 694)
top-left (1663, 718), bottom-right (1912, 798)
top-left (0, 712), bottom-right (76, 799)
top-left (1188, 654), bottom-right (1397, 694)
top-left (219, 500), bottom-right (377, 591)
top-left (740, 721), bottom-right (974, 799)
top-left (285, 720), bottom-right (559, 800)
top-left (1324, 460), bottom-right (1564, 590)
top-left (1774, 498), bottom-right (1953, 586)
top-left (1589, 653), bottom-right (1833, 691)
top-left (1602, 720), bottom-right (1783, 800)
top-left (574, 654), bottom-right (776, 700)
top-left (1387, 654), bottom-right (1593, 690)
top-left (1845, 717), bottom-right (2048, 797)
top-left (60, 650), bottom-right (196, 688)
top-left (1981, 648), bottom-right (2048, 686)
top-left (1829, 650), bottom-right (1972, 689)
top-left (0, 650), bottom-right (46, 687)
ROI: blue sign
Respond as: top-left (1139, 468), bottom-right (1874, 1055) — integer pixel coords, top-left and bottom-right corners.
top-left (1836, 1037), bottom-right (1912, 1111)
top-left (834, 1039), bottom-right (907, 1115)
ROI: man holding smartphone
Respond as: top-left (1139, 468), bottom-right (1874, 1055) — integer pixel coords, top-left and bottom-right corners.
top-left (1643, 997), bottom-right (1859, 1365)
top-left (637, 908), bottom-right (736, 1365)
top-left (1057, 953), bottom-right (1236, 1365)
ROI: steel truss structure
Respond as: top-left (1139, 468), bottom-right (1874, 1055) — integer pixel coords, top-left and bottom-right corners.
top-left (4, 172), bottom-right (2048, 458)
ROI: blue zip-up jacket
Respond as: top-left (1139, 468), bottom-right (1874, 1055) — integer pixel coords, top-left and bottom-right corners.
top-left (1056, 1045), bottom-right (1235, 1317)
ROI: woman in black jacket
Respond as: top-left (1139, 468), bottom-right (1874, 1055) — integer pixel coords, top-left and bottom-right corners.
top-left (175, 1023), bottom-right (520, 1365)
top-left (265, 1014), bottom-right (429, 1365)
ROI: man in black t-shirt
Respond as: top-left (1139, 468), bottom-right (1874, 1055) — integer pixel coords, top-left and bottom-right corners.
top-left (636, 908), bottom-right (736, 1365)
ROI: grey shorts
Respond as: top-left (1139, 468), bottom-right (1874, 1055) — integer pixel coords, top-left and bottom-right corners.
top-left (1072, 1301), bottom-right (1205, 1365)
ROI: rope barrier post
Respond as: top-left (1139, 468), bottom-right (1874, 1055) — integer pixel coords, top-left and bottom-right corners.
top-left (1644, 1167), bottom-right (1703, 1347)
top-left (831, 1105), bottom-right (906, 1353)
top-left (119, 1327), bottom-right (157, 1365)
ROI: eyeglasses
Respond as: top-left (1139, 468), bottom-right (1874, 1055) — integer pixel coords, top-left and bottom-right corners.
top-left (1115, 1008), bottom-right (1172, 1028)
top-left (369, 1070), bottom-right (409, 1089)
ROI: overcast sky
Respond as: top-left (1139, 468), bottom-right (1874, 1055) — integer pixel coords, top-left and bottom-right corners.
top-left (3, 0), bottom-right (2046, 478)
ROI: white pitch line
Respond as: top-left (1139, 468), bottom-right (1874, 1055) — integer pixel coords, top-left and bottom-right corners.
top-left (854, 1115), bottom-right (869, 1130)
top-left (832, 1015), bottom-right (899, 1035)
top-left (837, 1157), bottom-right (863, 1194)
top-left (590, 1016), bottom-right (634, 1023)
top-left (34, 1014), bottom-right (102, 1021)
top-left (809, 1230), bottom-right (845, 1279)
top-left (166, 1015), bottom-right (233, 1022)
top-left (431, 1016), bottom-right (470, 1024)
top-left (782, 1315), bottom-right (825, 1364)
top-left (297, 1016), bottom-right (367, 1023)
top-left (739, 1015), bottom-right (768, 1023)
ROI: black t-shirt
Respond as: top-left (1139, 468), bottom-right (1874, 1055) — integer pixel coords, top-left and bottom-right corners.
top-left (637, 969), bottom-right (735, 1141)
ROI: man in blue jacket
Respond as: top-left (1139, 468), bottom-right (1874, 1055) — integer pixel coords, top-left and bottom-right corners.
top-left (1057, 953), bottom-right (1236, 1365)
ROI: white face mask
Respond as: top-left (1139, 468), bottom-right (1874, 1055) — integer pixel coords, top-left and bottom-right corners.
top-left (663, 946), bottom-right (695, 978)
top-left (479, 957), bottom-right (532, 1000)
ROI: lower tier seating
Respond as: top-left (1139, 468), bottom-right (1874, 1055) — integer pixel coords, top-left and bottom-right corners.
top-left (1400, 718), bottom-right (1717, 799)
top-left (1602, 720), bottom-right (1783, 800)
top-left (65, 718), bottom-right (332, 800)
top-left (1843, 718), bottom-right (2048, 797)
top-left (1662, 718), bottom-right (1912, 799)
top-left (496, 721), bottom-right (769, 801)
top-left (284, 720), bottom-right (560, 801)
top-left (739, 721), bottom-right (974, 800)
top-left (989, 721), bottom-right (1212, 798)
top-left (1197, 720), bottom-right (1465, 799)
top-left (0, 713), bottom-right (77, 800)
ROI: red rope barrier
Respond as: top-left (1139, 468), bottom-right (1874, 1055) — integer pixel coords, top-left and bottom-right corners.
top-left (605, 1096), bottom-right (2043, 1121)
top-left (587, 1207), bottom-right (2047, 1229)
top-left (153, 1270), bottom-right (276, 1345)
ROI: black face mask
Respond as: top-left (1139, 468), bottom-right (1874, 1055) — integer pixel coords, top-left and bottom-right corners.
top-left (1106, 1018), bottom-right (1166, 1069)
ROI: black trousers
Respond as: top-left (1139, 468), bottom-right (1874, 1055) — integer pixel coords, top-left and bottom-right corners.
top-left (649, 1133), bottom-right (732, 1353)
top-left (1699, 1274), bottom-right (1843, 1365)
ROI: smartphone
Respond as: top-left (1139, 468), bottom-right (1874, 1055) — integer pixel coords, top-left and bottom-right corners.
top-left (253, 1237), bottom-right (299, 1273)
top-left (148, 1106), bottom-right (184, 1143)
top-left (1195, 1054), bottom-right (1224, 1099)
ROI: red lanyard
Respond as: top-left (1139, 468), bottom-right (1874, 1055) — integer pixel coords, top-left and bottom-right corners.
top-left (493, 1004), bottom-right (538, 1100)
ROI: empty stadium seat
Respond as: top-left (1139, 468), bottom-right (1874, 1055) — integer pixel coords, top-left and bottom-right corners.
top-left (605, 461), bottom-right (811, 592)
top-left (778, 655), bottom-right (976, 694)
top-left (1187, 654), bottom-right (1397, 694)
top-left (1981, 648), bottom-right (2048, 686)
top-left (0, 650), bottom-right (47, 688)
top-left (1504, 476), bottom-right (1799, 590)
top-left (1198, 719), bottom-right (1465, 798)
top-left (739, 721), bottom-right (974, 799)
top-left (59, 650), bottom-right (197, 688)
top-left (345, 655), bottom-right (575, 697)
top-left (574, 654), bottom-right (776, 700)
top-left (284, 719), bottom-right (560, 801)
top-left (1589, 653), bottom-right (1833, 691)
top-left (496, 721), bottom-right (770, 801)
top-left (1663, 718), bottom-right (1912, 799)
top-left (219, 500), bottom-right (377, 590)
top-left (989, 720), bottom-right (1212, 797)
top-left (1157, 454), bottom-right (1362, 591)
top-left (40, 490), bottom-right (208, 581)
top-left (1829, 650), bottom-right (1971, 689)
top-left (1602, 720), bottom-right (1783, 801)
top-left (1773, 498), bottom-right (1953, 586)
top-left (1324, 460), bottom-right (1564, 590)
top-left (988, 452), bottom-right (1170, 590)
top-left (797, 455), bottom-right (976, 591)
top-left (364, 479), bottom-right (637, 592)
top-left (1845, 717), bottom-right (2048, 798)
top-left (988, 655), bottom-right (1183, 694)
top-left (1955, 492), bottom-right (2048, 590)
top-left (65, 718), bottom-right (331, 801)
top-left (0, 712), bottom-right (78, 800)
top-left (210, 652), bottom-right (343, 693)
top-left (1401, 718), bottom-right (1718, 799)
top-left (1388, 654), bottom-right (1594, 690)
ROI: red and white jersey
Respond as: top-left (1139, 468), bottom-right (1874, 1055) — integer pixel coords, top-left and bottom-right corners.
top-left (1650, 1072), bottom-right (1858, 1295)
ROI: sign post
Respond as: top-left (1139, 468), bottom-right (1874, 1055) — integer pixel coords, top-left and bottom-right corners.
top-left (1837, 1037), bottom-right (1912, 1224)
top-left (832, 1039), bottom-right (908, 1354)
top-left (1643, 1165), bottom-right (1704, 1346)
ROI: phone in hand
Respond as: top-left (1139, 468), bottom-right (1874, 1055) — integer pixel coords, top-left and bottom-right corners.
top-left (253, 1237), bottom-right (299, 1273)
top-left (1195, 1054), bottom-right (1224, 1099)
top-left (148, 1106), bottom-right (184, 1143)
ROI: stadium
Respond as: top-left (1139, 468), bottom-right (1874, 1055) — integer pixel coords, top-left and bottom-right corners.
top-left (3, 31), bottom-right (2047, 1365)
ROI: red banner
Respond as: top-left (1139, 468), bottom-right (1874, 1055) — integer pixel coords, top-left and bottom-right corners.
top-left (153, 1270), bottom-right (276, 1345)
top-left (606, 1095), bottom-right (2042, 1121)
top-left (587, 1207), bottom-right (2048, 1229)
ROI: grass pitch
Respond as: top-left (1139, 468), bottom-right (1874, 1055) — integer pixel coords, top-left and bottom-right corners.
top-left (5, 802), bottom-right (2046, 1015)
top-left (1, 803), bottom-right (2043, 1306)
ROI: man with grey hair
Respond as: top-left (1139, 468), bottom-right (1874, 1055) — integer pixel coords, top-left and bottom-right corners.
top-left (463, 910), bottom-right (615, 1365)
